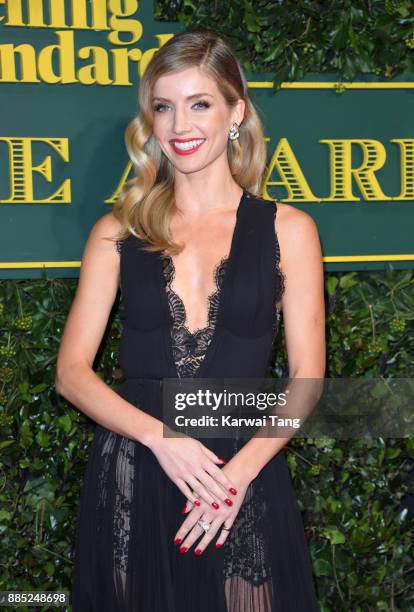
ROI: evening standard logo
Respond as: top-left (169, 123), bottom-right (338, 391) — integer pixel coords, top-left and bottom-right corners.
top-left (0, 0), bottom-right (174, 85)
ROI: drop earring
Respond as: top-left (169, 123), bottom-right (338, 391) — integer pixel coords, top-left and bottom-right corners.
top-left (228, 122), bottom-right (240, 141)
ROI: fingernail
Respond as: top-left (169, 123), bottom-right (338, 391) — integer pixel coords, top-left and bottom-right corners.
top-left (212, 501), bottom-right (219, 509)
top-left (229, 487), bottom-right (237, 495)
top-left (224, 498), bottom-right (233, 506)
top-left (174, 538), bottom-right (182, 545)
top-left (215, 543), bottom-right (222, 549)
top-left (218, 457), bottom-right (227, 463)
top-left (194, 500), bottom-right (201, 507)
top-left (195, 548), bottom-right (203, 555)
top-left (181, 505), bottom-right (187, 514)
top-left (179, 546), bottom-right (188, 554)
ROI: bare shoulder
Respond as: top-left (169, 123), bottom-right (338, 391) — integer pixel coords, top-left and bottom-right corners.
top-left (274, 202), bottom-right (321, 257)
top-left (79, 211), bottom-right (123, 284)
top-left (87, 211), bottom-right (123, 250)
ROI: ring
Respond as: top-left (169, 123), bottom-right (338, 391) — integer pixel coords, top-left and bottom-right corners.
top-left (197, 519), bottom-right (211, 533)
top-left (222, 525), bottom-right (231, 531)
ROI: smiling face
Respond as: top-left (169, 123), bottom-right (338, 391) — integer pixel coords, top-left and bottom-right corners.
top-left (151, 66), bottom-right (244, 174)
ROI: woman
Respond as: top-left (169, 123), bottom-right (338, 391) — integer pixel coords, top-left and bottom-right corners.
top-left (56, 28), bottom-right (325, 612)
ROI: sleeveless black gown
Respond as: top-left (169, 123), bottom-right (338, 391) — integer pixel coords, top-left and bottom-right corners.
top-left (71, 190), bottom-right (320, 611)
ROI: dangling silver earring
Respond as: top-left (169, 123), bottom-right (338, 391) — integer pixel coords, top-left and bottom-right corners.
top-left (229, 122), bottom-right (240, 141)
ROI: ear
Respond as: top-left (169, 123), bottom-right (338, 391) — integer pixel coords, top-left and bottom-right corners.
top-left (232, 98), bottom-right (246, 126)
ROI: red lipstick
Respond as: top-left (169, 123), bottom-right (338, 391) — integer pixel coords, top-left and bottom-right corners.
top-left (170, 138), bottom-right (206, 156)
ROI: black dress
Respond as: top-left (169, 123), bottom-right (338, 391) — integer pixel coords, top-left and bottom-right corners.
top-left (71, 189), bottom-right (320, 611)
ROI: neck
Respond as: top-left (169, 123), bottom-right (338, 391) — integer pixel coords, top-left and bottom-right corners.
top-left (172, 166), bottom-right (243, 216)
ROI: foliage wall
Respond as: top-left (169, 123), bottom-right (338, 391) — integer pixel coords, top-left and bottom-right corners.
top-left (155, 0), bottom-right (414, 88)
top-left (1, 269), bottom-right (413, 610)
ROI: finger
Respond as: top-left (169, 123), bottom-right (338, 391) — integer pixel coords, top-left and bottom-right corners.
top-left (174, 507), bottom-right (204, 548)
top-left (193, 469), bottom-right (236, 509)
top-left (185, 474), bottom-right (231, 511)
top-left (200, 444), bottom-right (227, 465)
top-left (214, 519), bottom-right (235, 550)
top-left (201, 461), bottom-right (239, 497)
top-left (181, 500), bottom-right (194, 515)
top-left (175, 477), bottom-right (202, 508)
top-left (184, 491), bottom-right (201, 513)
top-left (180, 514), bottom-right (218, 553)
top-left (189, 517), bottom-right (223, 555)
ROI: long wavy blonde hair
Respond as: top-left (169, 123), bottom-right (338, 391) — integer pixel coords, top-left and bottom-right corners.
top-left (111, 27), bottom-right (267, 255)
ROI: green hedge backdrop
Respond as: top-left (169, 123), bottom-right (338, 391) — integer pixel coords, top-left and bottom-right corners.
top-left (1, 1), bottom-right (414, 610)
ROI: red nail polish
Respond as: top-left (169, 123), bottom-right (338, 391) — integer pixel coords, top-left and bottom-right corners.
top-left (224, 498), bottom-right (233, 506)
top-left (179, 546), bottom-right (188, 554)
top-left (218, 457), bottom-right (227, 463)
top-left (194, 500), bottom-right (201, 506)
top-left (181, 505), bottom-right (187, 514)
top-left (212, 501), bottom-right (219, 509)
top-left (229, 487), bottom-right (237, 495)
top-left (215, 543), bottom-right (222, 549)
top-left (195, 548), bottom-right (203, 555)
top-left (174, 538), bottom-right (182, 545)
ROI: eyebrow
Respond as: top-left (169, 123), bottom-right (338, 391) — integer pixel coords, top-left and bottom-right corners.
top-left (152, 93), bottom-right (214, 102)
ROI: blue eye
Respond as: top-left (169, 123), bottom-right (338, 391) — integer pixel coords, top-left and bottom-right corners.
top-left (153, 100), bottom-right (210, 113)
top-left (153, 103), bottom-right (169, 113)
top-left (193, 101), bottom-right (210, 109)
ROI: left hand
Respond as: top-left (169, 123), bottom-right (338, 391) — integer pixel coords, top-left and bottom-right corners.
top-left (173, 457), bottom-right (253, 554)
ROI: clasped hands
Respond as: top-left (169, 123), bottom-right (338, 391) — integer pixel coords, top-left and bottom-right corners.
top-left (148, 427), bottom-right (252, 556)
top-left (174, 457), bottom-right (251, 555)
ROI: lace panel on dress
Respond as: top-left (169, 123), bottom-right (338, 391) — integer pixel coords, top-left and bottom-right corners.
top-left (96, 430), bottom-right (135, 601)
top-left (160, 253), bottom-right (229, 379)
top-left (271, 203), bottom-right (286, 343)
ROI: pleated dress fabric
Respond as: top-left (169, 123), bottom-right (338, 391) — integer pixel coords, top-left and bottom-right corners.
top-left (70, 190), bottom-right (320, 611)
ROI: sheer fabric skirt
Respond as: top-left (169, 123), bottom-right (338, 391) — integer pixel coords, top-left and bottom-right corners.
top-left (71, 383), bottom-right (319, 612)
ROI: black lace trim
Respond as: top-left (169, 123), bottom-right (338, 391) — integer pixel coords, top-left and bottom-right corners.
top-left (161, 253), bottom-right (228, 379)
top-left (223, 477), bottom-right (273, 586)
top-left (271, 202), bottom-right (286, 342)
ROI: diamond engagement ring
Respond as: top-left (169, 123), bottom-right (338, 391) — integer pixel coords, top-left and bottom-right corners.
top-left (197, 519), bottom-right (211, 533)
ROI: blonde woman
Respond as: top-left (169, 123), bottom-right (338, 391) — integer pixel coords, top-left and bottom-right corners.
top-left (56, 28), bottom-right (325, 612)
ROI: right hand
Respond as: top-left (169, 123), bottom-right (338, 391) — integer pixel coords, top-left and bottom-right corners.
top-left (147, 425), bottom-right (238, 511)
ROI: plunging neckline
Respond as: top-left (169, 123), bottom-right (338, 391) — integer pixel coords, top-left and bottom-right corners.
top-left (158, 188), bottom-right (247, 378)
top-left (161, 253), bottom-right (229, 338)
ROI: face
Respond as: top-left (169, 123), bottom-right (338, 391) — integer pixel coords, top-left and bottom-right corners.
top-left (151, 66), bottom-right (245, 174)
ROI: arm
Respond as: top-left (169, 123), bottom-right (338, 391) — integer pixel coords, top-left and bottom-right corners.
top-left (229, 204), bottom-right (326, 481)
top-left (55, 212), bottom-right (239, 507)
top-left (55, 211), bottom-right (161, 445)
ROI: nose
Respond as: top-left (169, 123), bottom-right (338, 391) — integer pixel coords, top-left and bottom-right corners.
top-left (172, 105), bottom-right (191, 134)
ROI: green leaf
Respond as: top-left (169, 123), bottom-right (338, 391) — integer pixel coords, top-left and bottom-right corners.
top-left (313, 558), bottom-right (332, 576)
top-left (326, 277), bottom-right (338, 296)
top-left (58, 414), bottom-right (72, 434)
top-left (35, 431), bottom-right (51, 448)
top-left (332, 23), bottom-right (349, 49)
top-left (323, 527), bottom-right (346, 544)
top-left (31, 383), bottom-right (48, 394)
top-left (0, 439), bottom-right (14, 450)
top-left (0, 509), bottom-right (11, 522)
top-left (263, 43), bottom-right (284, 63)
top-left (18, 381), bottom-right (29, 393)
top-left (339, 273), bottom-right (358, 290)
